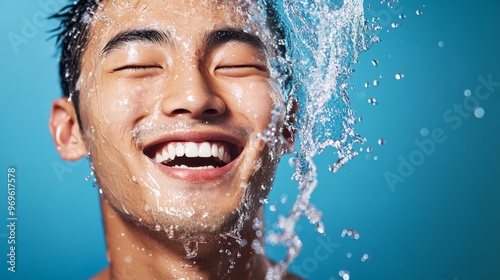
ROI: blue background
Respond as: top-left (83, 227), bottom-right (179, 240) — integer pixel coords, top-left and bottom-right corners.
top-left (1, 0), bottom-right (499, 279)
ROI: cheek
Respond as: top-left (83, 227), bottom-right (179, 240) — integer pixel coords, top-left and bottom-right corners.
top-left (229, 81), bottom-right (280, 130)
top-left (96, 83), bottom-right (159, 125)
top-left (83, 83), bottom-right (153, 192)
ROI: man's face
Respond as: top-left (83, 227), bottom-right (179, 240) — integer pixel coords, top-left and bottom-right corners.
top-left (77, 0), bottom-right (285, 240)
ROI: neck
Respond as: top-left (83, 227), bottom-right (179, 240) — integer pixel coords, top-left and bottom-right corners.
top-left (95, 199), bottom-right (271, 280)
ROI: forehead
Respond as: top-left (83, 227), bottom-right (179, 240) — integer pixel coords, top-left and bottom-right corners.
top-left (90, 0), bottom-right (259, 42)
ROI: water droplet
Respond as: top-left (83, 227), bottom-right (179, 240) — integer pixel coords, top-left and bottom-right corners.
top-left (85, 176), bottom-right (90, 181)
top-left (341, 229), bottom-right (360, 239)
top-left (438, 41), bottom-right (444, 48)
top-left (395, 73), bottom-right (404, 80)
top-left (339, 270), bottom-right (350, 280)
top-left (416, 10), bottom-right (423, 16)
top-left (464, 89), bottom-right (472, 97)
top-left (377, 138), bottom-right (385, 145)
top-left (361, 253), bottom-right (370, 262)
top-left (373, 156), bottom-right (378, 161)
top-left (391, 22), bottom-right (399, 28)
top-left (366, 147), bottom-right (373, 153)
top-left (251, 239), bottom-right (264, 255)
top-left (347, 252), bottom-right (352, 258)
top-left (288, 157), bottom-right (296, 167)
top-left (364, 82), bottom-right (370, 88)
top-left (371, 59), bottom-right (378, 66)
top-left (184, 241), bottom-right (199, 259)
top-left (373, 79), bottom-right (379, 86)
top-left (398, 14), bottom-right (406, 19)
top-left (316, 222), bottom-right (325, 234)
top-left (155, 224), bottom-right (161, 231)
top-left (368, 97), bottom-right (377, 105)
top-left (474, 107), bottom-right (485, 118)
top-left (420, 128), bottom-right (429, 137)
top-left (124, 255), bottom-right (132, 263)
top-left (269, 205), bottom-right (277, 212)
top-left (99, 188), bottom-right (103, 194)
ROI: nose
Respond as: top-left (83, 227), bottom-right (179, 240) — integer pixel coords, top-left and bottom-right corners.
top-left (161, 66), bottom-right (226, 119)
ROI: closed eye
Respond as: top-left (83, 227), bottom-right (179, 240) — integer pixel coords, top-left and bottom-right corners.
top-left (217, 64), bottom-right (266, 70)
top-left (112, 65), bottom-right (163, 72)
top-left (215, 64), bottom-right (269, 77)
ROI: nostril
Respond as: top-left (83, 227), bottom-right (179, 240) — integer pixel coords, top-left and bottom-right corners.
top-left (203, 108), bottom-right (220, 116)
top-left (171, 108), bottom-right (191, 115)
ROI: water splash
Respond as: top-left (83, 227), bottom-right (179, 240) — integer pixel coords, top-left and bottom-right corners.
top-left (265, 0), bottom-right (369, 276)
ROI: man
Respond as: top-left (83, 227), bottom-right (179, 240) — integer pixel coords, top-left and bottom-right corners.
top-left (49, 0), bottom-right (297, 279)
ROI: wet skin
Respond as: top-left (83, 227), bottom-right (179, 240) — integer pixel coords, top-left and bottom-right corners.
top-left (49, 0), bottom-right (295, 279)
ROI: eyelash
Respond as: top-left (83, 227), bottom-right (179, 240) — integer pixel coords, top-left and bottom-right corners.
top-left (216, 64), bottom-right (266, 71)
top-left (113, 65), bottom-right (162, 72)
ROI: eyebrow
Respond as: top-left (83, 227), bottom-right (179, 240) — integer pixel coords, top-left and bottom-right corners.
top-left (203, 28), bottom-right (267, 56)
top-left (101, 28), bottom-right (171, 56)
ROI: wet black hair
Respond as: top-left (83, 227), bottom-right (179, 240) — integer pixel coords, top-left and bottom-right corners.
top-left (51, 0), bottom-right (101, 127)
top-left (51, 0), bottom-right (290, 128)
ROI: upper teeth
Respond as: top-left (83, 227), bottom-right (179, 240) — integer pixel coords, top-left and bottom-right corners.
top-left (154, 141), bottom-right (231, 165)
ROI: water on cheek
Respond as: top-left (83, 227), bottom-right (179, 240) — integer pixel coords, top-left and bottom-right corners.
top-left (101, 92), bottom-right (141, 125)
top-left (230, 85), bottom-right (245, 105)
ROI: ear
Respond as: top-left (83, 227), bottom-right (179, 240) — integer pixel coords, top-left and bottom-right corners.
top-left (49, 98), bottom-right (88, 161)
top-left (282, 99), bottom-right (297, 151)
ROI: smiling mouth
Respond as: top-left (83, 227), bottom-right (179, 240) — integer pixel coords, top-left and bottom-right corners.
top-left (144, 141), bottom-right (242, 169)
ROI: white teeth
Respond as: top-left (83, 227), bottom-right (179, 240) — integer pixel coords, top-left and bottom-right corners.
top-left (168, 143), bottom-right (176, 160)
top-left (218, 145), bottom-right (225, 162)
top-left (172, 165), bottom-right (215, 169)
top-left (161, 149), bottom-right (169, 163)
top-left (199, 142), bottom-right (211, 157)
top-left (211, 143), bottom-right (218, 157)
top-left (185, 142), bottom-right (199, 157)
top-left (175, 143), bottom-right (185, 157)
top-left (154, 153), bottom-right (162, 163)
top-left (153, 141), bottom-right (233, 165)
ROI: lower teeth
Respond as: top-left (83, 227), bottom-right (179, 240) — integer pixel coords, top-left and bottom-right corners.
top-left (171, 165), bottom-right (216, 169)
